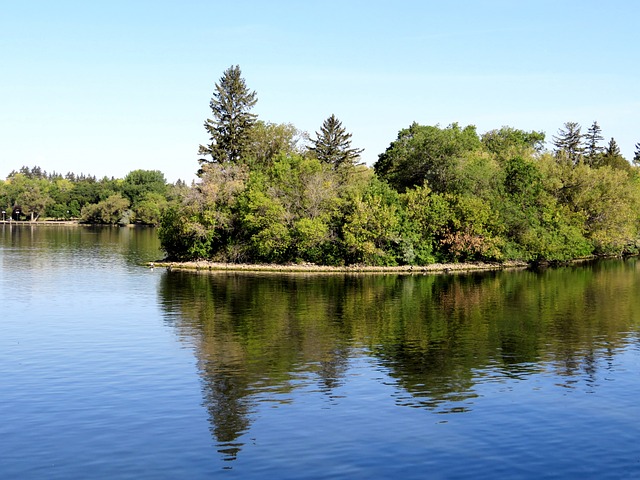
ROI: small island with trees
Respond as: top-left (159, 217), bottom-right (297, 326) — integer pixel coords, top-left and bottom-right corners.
top-left (3, 65), bottom-right (640, 269)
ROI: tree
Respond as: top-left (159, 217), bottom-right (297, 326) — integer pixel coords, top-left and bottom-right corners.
top-left (605, 137), bottom-right (621, 157)
top-left (198, 65), bottom-right (258, 170)
top-left (80, 193), bottom-right (131, 225)
top-left (481, 126), bottom-right (545, 156)
top-left (374, 122), bottom-right (481, 193)
top-left (552, 122), bottom-right (583, 165)
top-left (133, 192), bottom-right (168, 225)
top-left (599, 137), bottom-right (630, 170)
top-left (309, 114), bottom-right (363, 169)
top-left (244, 121), bottom-right (308, 166)
top-left (341, 178), bottom-right (402, 265)
top-left (17, 182), bottom-right (52, 221)
top-left (121, 169), bottom-right (167, 206)
top-left (583, 121), bottom-right (604, 166)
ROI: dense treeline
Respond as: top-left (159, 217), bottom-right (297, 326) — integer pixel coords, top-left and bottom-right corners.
top-left (158, 66), bottom-right (640, 265)
top-left (4, 65), bottom-right (640, 264)
top-left (0, 166), bottom-right (185, 225)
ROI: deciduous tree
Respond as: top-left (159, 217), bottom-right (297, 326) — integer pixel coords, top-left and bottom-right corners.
top-left (481, 127), bottom-right (545, 157)
top-left (375, 122), bottom-right (481, 193)
top-left (244, 121), bottom-right (308, 166)
top-left (122, 169), bottom-right (167, 206)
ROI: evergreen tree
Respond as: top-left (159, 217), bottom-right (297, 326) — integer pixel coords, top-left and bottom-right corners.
top-left (198, 65), bottom-right (258, 171)
top-left (633, 143), bottom-right (640, 167)
top-left (584, 121), bottom-right (604, 166)
top-left (605, 137), bottom-right (621, 157)
top-left (599, 137), bottom-right (630, 170)
top-left (310, 114), bottom-right (363, 168)
top-left (552, 121), bottom-right (583, 165)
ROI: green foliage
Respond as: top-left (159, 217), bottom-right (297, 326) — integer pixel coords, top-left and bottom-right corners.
top-left (40, 66), bottom-right (636, 267)
top-left (133, 192), bottom-right (168, 225)
top-left (244, 121), bottom-right (308, 166)
top-left (293, 217), bottom-right (331, 263)
top-left (375, 122), bottom-right (481, 193)
top-left (0, 166), bottom-right (179, 224)
top-left (584, 121), bottom-right (604, 166)
top-left (503, 156), bottom-right (543, 201)
top-left (552, 121), bottom-right (583, 165)
top-left (122, 169), bottom-right (167, 206)
top-left (534, 155), bottom-right (639, 257)
top-left (80, 193), bottom-right (131, 225)
top-left (565, 164), bottom-right (640, 254)
top-left (455, 151), bottom-right (502, 199)
top-left (17, 180), bottom-right (52, 221)
top-left (341, 178), bottom-right (401, 265)
top-left (437, 194), bottom-right (504, 262)
top-left (160, 112), bottom-right (640, 265)
top-left (158, 163), bottom-right (250, 261)
top-left (198, 65), bottom-right (258, 169)
top-left (596, 137), bottom-right (630, 171)
top-left (481, 127), bottom-right (545, 157)
top-left (309, 114), bottom-right (363, 169)
top-left (12, 61), bottom-right (639, 269)
top-left (158, 204), bottom-right (215, 260)
top-left (238, 154), bottom-right (342, 263)
top-left (401, 184), bottom-right (447, 264)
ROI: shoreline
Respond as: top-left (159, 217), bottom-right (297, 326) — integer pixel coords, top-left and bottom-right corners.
top-left (0, 220), bottom-right (153, 227)
top-left (1, 220), bottom-right (80, 225)
top-left (149, 260), bottom-right (530, 275)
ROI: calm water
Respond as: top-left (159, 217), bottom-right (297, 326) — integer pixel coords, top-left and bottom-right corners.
top-left (1, 225), bottom-right (639, 479)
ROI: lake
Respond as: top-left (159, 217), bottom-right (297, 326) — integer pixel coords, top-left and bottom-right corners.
top-left (1, 225), bottom-right (639, 479)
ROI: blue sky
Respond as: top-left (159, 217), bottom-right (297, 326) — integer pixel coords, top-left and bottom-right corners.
top-left (1, 1), bottom-right (638, 182)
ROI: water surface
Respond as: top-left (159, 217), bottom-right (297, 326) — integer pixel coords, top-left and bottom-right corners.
top-left (1, 225), bottom-right (639, 478)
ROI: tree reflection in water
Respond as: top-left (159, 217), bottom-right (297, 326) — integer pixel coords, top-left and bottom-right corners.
top-left (158, 260), bottom-right (640, 462)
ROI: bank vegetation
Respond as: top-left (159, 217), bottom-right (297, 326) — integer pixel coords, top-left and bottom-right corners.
top-left (4, 65), bottom-right (640, 268)
top-left (157, 66), bottom-right (640, 267)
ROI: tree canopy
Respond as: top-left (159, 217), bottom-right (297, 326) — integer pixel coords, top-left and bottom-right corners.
top-left (374, 123), bottom-right (481, 193)
top-left (0, 167), bottom-right (178, 225)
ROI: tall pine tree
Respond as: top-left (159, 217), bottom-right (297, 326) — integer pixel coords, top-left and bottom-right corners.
top-left (583, 121), bottom-right (604, 166)
top-left (310, 114), bottom-right (363, 169)
top-left (552, 121), bottom-right (583, 165)
top-left (198, 65), bottom-right (257, 171)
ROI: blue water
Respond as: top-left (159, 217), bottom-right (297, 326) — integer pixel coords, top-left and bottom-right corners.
top-left (1, 225), bottom-right (639, 479)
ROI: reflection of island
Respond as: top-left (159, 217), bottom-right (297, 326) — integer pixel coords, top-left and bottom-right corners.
top-left (157, 260), bottom-right (640, 461)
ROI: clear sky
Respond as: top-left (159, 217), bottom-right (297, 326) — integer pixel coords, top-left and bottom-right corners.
top-left (1, 1), bottom-right (638, 183)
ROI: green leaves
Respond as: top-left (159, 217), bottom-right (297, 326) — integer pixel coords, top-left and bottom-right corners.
top-left (161, 102), bottom-right (640, 265)
top-left (374, 122), bottom-right (481, 193)
top-left (80, 193), bottom-right (130, 225)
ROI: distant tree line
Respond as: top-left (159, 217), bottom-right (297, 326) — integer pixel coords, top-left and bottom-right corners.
top-left (0, 166), bottom-right (185, 225)
top-left (158, 65), bottom-right (640, 265)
